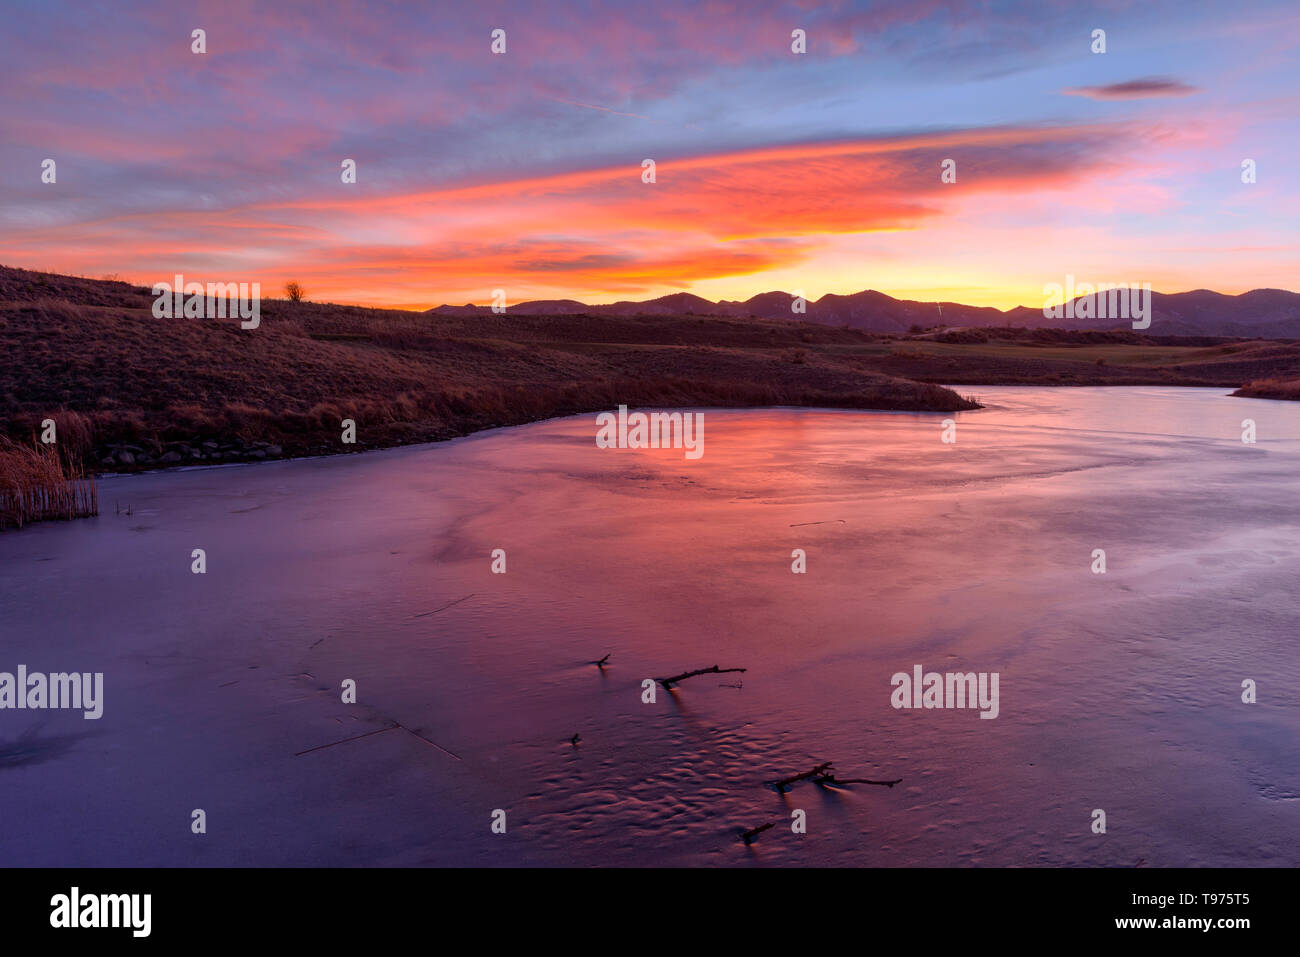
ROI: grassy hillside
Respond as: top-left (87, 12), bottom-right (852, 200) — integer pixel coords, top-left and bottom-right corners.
top-left (6, 266), bottom-right (1298, 480)
top-left (0, 266), bottom-right (976, 473)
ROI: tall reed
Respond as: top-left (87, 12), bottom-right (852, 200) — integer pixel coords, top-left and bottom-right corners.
top-left (0, 437), bottom-right (98, 529)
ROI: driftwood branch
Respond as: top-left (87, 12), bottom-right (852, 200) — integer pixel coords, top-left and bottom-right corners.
top-left (657, 665), bottom-right (747, 688)
top-left (772, 763), bottom-right (901, 792)
top-left (593, 653), bottom-right (611, 667)
top-left (773, 762), bottom-right (834, 793)
top-left (741, 822), bottom-right (776, 845)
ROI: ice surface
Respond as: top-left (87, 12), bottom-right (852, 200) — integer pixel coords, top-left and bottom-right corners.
top-left (1, 387), bottom-right (1297, 866)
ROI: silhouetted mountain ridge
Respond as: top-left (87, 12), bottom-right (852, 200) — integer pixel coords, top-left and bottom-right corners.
top-left (429, 287), bottom-right (1300, 337)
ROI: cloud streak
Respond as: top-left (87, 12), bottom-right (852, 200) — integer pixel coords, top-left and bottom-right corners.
top-left (1062, 77), bottom-right (1202, 100)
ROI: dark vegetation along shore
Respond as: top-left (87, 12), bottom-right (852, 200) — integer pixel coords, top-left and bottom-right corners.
top-left (3, 264), bottom-right (1300, 526)
top-left (1231, 377), bottom-right (1300, 400)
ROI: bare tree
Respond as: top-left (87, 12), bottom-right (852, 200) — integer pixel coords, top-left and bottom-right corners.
top-left (284, 282), bottom-right (305, 302)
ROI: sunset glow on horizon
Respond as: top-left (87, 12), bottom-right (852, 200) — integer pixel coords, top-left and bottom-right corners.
top-left (2, 0), bottom-right (1297, 311)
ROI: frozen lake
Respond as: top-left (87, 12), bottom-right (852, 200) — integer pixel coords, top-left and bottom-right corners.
top-left (2, 386), bottom-right (1298, 866)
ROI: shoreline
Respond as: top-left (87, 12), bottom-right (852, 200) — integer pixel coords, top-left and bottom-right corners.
top-left (75, 391), bottom-right (981, 478)
top-left (83, 384), bottom-right (1265, 482)
top-left (86, 400), bottom-right (975, 480)
top-left (75, 379), bottom-right (1289, 482)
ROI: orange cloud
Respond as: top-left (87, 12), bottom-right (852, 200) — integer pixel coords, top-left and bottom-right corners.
top-left (0, 124), bottom-right (1152, 307)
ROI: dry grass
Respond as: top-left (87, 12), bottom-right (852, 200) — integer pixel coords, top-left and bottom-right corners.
top-left (0, 436), bottom-right (98, 529)
top-left (1234, 377), bottom-right (1300, 400)
top-left (0, 265), bottom-right (980, 473)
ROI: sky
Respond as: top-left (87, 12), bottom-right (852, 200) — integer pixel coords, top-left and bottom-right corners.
top-left (1, 0), bottom-right (1297, 310)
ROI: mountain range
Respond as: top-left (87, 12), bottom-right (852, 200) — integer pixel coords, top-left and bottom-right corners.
top-left (429, 288), bottom-right (1300, 338)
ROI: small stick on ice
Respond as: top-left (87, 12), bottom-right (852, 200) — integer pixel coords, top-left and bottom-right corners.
top-left (394, 722), bottom-right (462, 761)
top-left (773, 761), bottom-right (834, 793)
top-left (411, 593), bottom-right (475, 619)
top-left (741, 821), bottom-right (776, 845)
top-left (815, 772), bottom-right (902, 788)
top-left (657, 665), bottom-right (747, 689)
top-left (295, 724), bottom-right (400, 756)
top-left (593, 653), bottom-right (611, 667)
